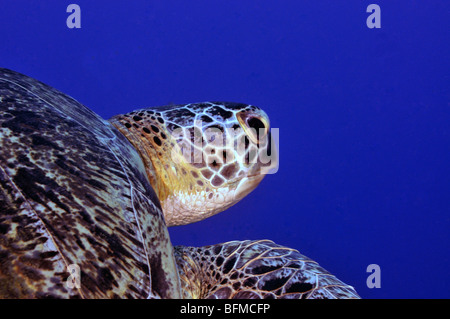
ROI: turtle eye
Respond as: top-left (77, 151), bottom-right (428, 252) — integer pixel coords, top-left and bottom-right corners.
top-left (247, 117), bottom-right (265, 133)
top-left (237, 112), bottom-right (269, 145)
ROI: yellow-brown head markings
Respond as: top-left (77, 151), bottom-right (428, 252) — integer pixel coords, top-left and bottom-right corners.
top-left (110, 102), bottom-right (276, 226)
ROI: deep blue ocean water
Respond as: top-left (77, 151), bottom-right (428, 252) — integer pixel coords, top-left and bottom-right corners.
top-left (1, 1), bottom-right (448, 298)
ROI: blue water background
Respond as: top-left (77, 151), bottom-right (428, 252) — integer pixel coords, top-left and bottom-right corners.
top-left (1, 1), bottom-right (448, 298)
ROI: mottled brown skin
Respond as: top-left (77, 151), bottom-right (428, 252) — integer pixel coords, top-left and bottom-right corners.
top-left (109, 102), bottom-right (273, 226)
top-left (0, 68), bottom-right (180, 298)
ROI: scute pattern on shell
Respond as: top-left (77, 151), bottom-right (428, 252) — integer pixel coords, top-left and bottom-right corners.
top-left (0, 68), bottom-right (180, 298)
top-left (175, 240), bottom-right (360, 299)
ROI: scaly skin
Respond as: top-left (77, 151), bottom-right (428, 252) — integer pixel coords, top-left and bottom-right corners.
top-left (175, 240), bottom-right (360, 299)
top-left (109, 102), bottom-right (275, 226)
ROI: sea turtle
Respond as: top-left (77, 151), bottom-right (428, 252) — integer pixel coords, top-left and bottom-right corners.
top-left (0, 68), bottom-right (360, 299)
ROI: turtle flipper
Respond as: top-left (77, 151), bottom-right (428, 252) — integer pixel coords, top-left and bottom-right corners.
top-left (175, 239), bottom-right (360, 299)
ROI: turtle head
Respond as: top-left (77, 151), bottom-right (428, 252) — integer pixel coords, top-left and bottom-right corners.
top-left (110, 102), bottom-right (277, 226)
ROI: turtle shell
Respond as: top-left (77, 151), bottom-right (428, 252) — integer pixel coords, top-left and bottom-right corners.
top-left (0, 68), bottom-right (181, 298)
